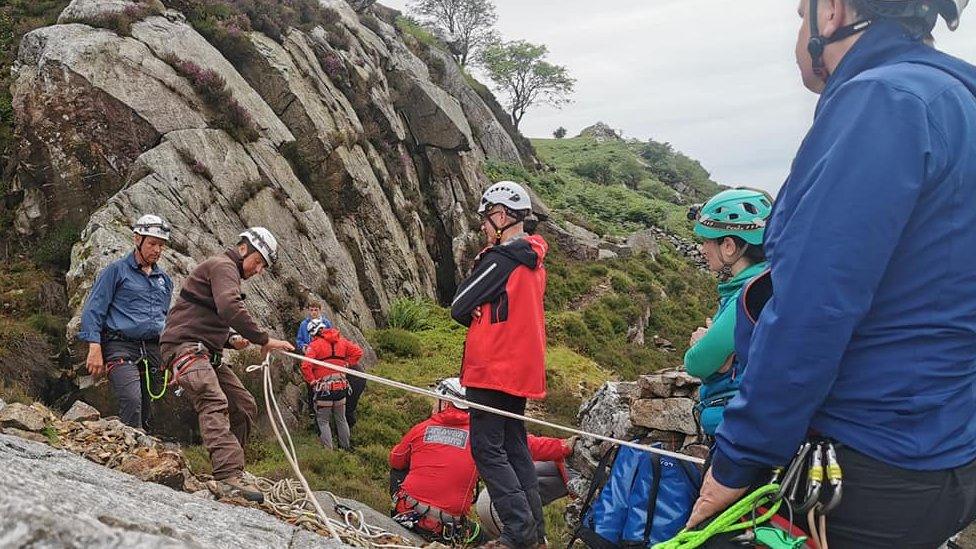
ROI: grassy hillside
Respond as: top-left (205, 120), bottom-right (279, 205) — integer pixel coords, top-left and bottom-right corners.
top-left (506, 136), bottom-right (722, 239)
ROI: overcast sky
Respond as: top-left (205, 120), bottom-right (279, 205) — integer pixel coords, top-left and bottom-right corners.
top-left (381, 0), bottom-right (976, 193)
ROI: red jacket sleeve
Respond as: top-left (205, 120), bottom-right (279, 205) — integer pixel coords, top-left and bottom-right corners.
top-left (390, 421), bottom-right (427, 470)
top-left (527, 435), bottom-right (571, 462)
top-left (343, 338), bottom-right (364, 366)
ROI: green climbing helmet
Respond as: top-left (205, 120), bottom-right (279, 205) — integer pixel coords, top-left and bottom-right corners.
top-left (690, 188), bottom-right (772, 246)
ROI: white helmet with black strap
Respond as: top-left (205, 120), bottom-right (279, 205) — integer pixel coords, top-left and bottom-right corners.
top-left (433, 377), bottom-right (468, 410)
top-left (478, 181), bottom-right (533, 245)
top-left (239, 227), bottom-right (278, 266)
top-left (132, 214), bottom-right (171, 241)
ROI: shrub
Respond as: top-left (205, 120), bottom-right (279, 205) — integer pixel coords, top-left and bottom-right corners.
top-left (0, 379), bottom-right (32, 405)
top-left (165, 56), bottom-right (259, 142)
top-left (372, 328), bottom-right (422, 358)
top-left (62, 2), bottom-right (163, 36)
top-left (32, 223), bottom-right (80, 269)
top-left (386, 299), bottom-right (433, 332)
top-left (553, 126), bottom-right (567, 139)
top-left (609, 270), bottom-right (636, 294)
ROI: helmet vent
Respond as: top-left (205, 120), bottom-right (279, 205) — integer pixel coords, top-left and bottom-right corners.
top-left (743, 203), bottom-right (758, 214)
top-left (728, 213), bottom-right (739, 220)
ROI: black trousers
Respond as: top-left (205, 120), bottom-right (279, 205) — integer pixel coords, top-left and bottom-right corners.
top-left (704, 446), bottom-right (976, 549)
top-left (345, 364), bottom-right (367, 430)
top-left (826, 446), bottom-right (976, 548)
top-left (468, 387), bottom-right (544, 548)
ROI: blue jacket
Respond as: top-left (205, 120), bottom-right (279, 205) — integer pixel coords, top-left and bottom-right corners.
top-left (295, 315), bottom-right (333, 352)
top-left (712, 20), bottom-right (976, 488)
top-left (79, 252), bottom-right (174, 343)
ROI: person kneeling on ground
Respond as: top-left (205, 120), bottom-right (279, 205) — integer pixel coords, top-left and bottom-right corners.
top-left (389, 378), bottom-right (572, 545)
top-left (301, 319), bottom-right (362, 451)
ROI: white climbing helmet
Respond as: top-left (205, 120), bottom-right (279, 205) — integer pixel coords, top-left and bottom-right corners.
top-left (478, 181), bottom-right (532, 215)
top-left (132, 214), bottom-right (171, 241)
top-left (307, 318), bottom-right (328, 337)
top-left (476, 488), bottom-right (504, 539)
top-left (434, 377), bottom-right (468, 409)
top-left (239, 227), bottom-right (278, 266)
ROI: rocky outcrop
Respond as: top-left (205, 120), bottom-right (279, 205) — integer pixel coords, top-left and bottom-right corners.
top-left (577, 121), bottom-right (621, 142)
top-left (12, 0), bottom-right (525, 341)
top-left (0, 433), bottom-right (347, 548)
top-left (6, 0), bottom-right (546, 420)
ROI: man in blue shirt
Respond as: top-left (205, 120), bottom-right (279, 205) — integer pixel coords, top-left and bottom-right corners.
top-left (295, 301), bottom-right (332, 353)
top-left (688, 1), bottom-right (976, 546)
top-left (79, 215), bottom-right (174, 431)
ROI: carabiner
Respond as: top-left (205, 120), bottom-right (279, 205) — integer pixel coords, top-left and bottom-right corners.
top-left (821, 442), bottom-right (843, 514)
top-left (796, 442), bottom-right (825, 514)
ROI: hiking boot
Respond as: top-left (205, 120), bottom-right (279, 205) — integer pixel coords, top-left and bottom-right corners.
top-left (216, 474), bottom-right (265, 503)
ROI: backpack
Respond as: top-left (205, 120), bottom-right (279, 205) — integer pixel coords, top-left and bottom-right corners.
top-left (569, 444), bottom-right (702, 548)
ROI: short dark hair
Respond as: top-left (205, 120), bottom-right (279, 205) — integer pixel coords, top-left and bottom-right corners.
top-left (847, 0), bottom-right (937, 38)
top-left (307, 301), bottom-right (322, 309)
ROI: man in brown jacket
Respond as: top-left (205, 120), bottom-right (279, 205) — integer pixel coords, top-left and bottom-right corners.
top-left (161, 227), bottom-right (293, 502)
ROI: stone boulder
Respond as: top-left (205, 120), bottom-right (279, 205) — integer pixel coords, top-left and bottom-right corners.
top-left (630, 398), bottom-right (697, 435)
top-left (0, 402), bottom-right (49, 432)
top-left (63, 400), bottom-right (101, 422)
top-left (637, 370), bottom-right (700, 399)
top-left (578, 122), bottom-right (621, 142)
top-left (626, 229), bottom-right (661, 258)
top-left (546, 220), bottom-right (602, 261)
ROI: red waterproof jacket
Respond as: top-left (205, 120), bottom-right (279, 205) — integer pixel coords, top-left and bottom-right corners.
top-left (527, 434), bottom-right (573, 485)
top-left (451, 234), bottom-right (548, 399)
top-left (301, 329), bottom-right (363, 384)
top-left (389, 406), bottom-right (479, 516)
top-left (389, 407), bottom-right (570, 516)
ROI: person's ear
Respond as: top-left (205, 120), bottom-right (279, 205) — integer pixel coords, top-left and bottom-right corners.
top-left (821, 0), bottom-right (849, 37)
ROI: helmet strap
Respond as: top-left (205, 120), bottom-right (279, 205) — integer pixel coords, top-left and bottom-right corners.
top-left (486, 207), bottom-right (523, 246)
top-left (808, 0), bottom-right (873, 80)
top-left (718, 240), bottom-right (749, 281)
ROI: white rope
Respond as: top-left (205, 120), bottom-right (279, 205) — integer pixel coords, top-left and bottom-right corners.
top-left (275, 349), bottom-right (706, 465)
top-left (247, 357), bottom-right (418, 548)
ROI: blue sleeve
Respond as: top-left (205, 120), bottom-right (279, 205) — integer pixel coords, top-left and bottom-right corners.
top-left (296, 319), bottom-right (310, 351)
top-left (78, 263), bottom-right (121, 343)
top-left (711, 80), bottom-right (937, 488)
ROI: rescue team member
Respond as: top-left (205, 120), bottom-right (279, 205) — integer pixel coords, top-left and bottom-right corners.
top-left (160, 227), bottom-right (294, 502)
top-left (451, 181), bottom-right (549, 549)
top-left (301, 319), bottom-right (363, 451)
top-left (79, 215), bottom-right (174, 431)
top-left (689, 1), bottom-right (976, 547)
top-left (389, 379), bottom-right (573, 544)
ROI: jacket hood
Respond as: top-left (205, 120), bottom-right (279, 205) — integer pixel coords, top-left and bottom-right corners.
top-left (431, 405), bottom-right (470, 427)
top-left (318, 328), bottom-right (341, 343)
top-left (494, 234), bottom-right (548, 269)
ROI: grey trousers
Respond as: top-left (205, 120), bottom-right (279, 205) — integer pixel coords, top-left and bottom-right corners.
top-left (104, 339), bottom-right (161, 430)
top-left (315, 399), bottom-right (350, 450)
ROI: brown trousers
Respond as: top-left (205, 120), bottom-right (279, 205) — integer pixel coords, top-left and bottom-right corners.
top-left (171, 347), bottom-right (257, 480)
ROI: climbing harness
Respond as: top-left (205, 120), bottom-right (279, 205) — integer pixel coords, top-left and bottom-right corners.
top-left (392, 492), bottom-right (479, 544)
top-left (274, 349), bottom-right (706, 465)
